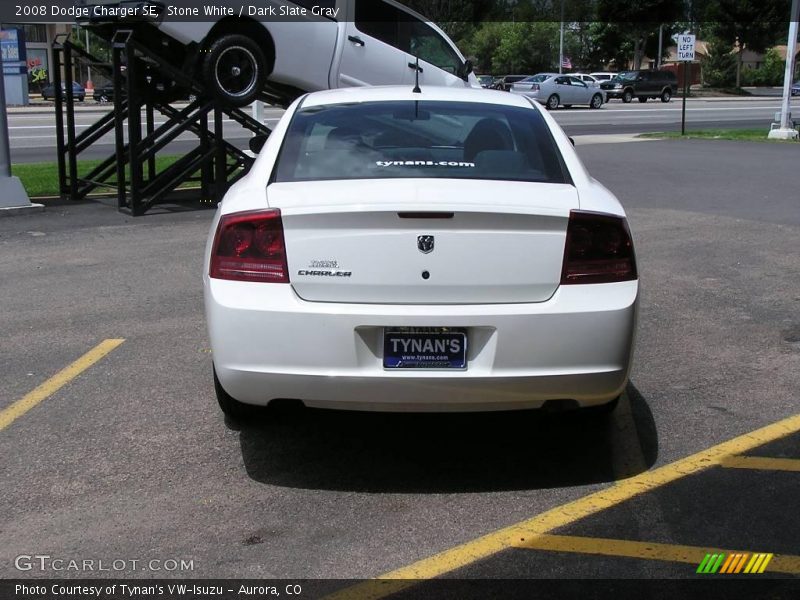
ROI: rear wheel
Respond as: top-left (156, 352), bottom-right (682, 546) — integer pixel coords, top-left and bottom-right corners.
top-left (546, 94), bottom-right (560, 110)
top-left (202, 33), bottom-right (266, 107)
top-left (660, 88), bottom-right (672, 103)
top-left (590, 93), bottom-right (603, 109)
top-left (622, 89), bottom-right (633, 103)
top-left (638, 96), bottom-right (648, 103)
top-left (213, 365), bottom-right (254, 421)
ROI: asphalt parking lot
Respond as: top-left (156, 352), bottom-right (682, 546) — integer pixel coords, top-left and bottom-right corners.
top-left (1, 138), bottom-right (798, 596)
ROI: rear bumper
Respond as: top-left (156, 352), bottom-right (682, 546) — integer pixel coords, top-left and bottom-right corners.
top-left (205, 278), bottom-right (638, 412)
top-left (509, 90), bottom-right (543, 103)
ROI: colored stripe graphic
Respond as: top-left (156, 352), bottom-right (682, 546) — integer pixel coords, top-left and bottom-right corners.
top-left (721, 553), bottom-right (742, 573)
top-left (734, 553), bottom-right (749, 573)
top-left (719, 554), bottom-right (735, 573)
top-left (698, 553), bottom-right (726, 573)
top-left (696, 554), bottom-right (712, 573)
top-left (710, 552), bottom-right (774, 574)
top-left (758, 554), bottom-right (773, 573)
top-left (719, 553), bottom-right (735, 573)
top-left (710, 553), bottom-right (726, 573)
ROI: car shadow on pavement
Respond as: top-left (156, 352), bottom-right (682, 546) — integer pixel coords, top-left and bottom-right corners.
top-left (235, 382), bottom-right (658, 493)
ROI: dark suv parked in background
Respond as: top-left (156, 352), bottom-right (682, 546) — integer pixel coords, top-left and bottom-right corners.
top-left (601, 70), bottom-right (676, 103)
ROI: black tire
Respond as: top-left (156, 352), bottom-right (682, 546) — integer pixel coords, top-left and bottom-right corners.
top-left (660, 88), bottom-right (672, 103)
top-left (590, 93), bottom-right (603, 109)
top-left (638, 96), bottom-right (647, 103)
top-left (203, 33), bottom-right (267, 107)
top-left (546, 94), bottom-right (560, 110)
top-left (213, 365), bottom-right (254, 421)
top-left (622, 89), bottom-right (633, 103)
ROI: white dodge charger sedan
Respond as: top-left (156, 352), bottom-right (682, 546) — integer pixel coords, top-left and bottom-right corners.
top-left (203, 85), bottom-right (638, 419)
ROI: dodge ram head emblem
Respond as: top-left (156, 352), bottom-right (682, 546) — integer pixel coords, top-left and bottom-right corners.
top-left (417, 235), bottom-right (434, 254)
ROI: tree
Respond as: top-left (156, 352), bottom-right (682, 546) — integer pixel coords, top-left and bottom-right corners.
top-left (467, 22), bottom-right (507, 73)
top-left (701, 36), bottom-right (736, 87)
top-left (742, 47), bottom-right (786, 86)
top-left (706, 0), bottom-right (786, 89)
top-left (400, 0), bottom-right (501, 24)
top-left (491, 21), bottom-right (561, 73)
top-left (596, 0), bottom-right (684, 69)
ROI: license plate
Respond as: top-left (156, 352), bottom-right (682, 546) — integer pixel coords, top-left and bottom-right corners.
top-left (383, 328), bottom-right (467, 369)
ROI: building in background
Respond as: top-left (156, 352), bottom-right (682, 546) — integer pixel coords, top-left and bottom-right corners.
top-left (0, 23), bottom-right (72, 102)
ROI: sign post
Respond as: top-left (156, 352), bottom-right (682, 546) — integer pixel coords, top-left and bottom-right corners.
top-left (677, 34), bottom-right (695, 135)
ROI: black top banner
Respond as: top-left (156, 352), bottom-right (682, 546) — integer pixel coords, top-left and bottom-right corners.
top-left (0, 0), bottom-right (791, 24)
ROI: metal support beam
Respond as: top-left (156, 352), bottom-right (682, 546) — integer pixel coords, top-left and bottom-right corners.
top-left (53, 26), bottom-right (272, 215)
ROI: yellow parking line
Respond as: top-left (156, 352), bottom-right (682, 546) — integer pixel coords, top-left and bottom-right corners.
top-left (0, 339), bottom-right (125, 432)
top-left (720, 455), bottom-right (800, 472)
top-left (512, 535), bottom-right (800, 575)
top-left (327, 411), bottom-right (800, 600)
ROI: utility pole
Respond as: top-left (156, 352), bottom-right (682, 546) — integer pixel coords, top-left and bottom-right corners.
top-left (657, 25), bottom-right (663, 69)
top-left (768, 0), bottom-right (799, 140)
top-left (85, 27), bottom-right (91, 85)
top-left (0, 50), bottom-right (41, 214)
top-left (558, 0), bottom-right (565, 74)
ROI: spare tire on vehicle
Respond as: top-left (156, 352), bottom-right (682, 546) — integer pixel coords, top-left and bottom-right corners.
top-left (202, 34), bottom-right (266, 107)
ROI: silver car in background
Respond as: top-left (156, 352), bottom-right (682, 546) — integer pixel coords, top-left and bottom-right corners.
top-left (511, 73), bottom-right (605, 110)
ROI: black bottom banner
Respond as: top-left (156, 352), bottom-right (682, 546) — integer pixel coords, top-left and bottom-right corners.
top-left (3, 579), bottom-right (799, 600)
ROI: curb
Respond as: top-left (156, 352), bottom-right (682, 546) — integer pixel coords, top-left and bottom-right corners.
top-left (0, 203), bottom-right (45, 217)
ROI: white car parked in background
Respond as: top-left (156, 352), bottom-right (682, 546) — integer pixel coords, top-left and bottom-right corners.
top-left (204, 86), bottom-right (638, 418)
top-left (571, 73), bottom-right (602, 87)
top-left (590, 72), bottom-right (617, 81)
top-left (79, 0), bottom-right (478, 106)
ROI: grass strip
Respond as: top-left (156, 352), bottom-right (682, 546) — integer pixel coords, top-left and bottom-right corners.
top-left (11, 155), bottom-right (186, 198)
top-left (639, 129), bottom-right (799, 142)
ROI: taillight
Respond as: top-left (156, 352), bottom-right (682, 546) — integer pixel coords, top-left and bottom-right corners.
top-left (561, 210), bottom-right (637, 285)
top-left (209, 209), bottom-right (289, 283)
top-left (532, 83), bottom-right (540, 91)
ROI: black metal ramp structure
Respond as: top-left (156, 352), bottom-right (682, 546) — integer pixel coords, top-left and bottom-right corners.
top-left (52, 28), bottom-right (271, 216)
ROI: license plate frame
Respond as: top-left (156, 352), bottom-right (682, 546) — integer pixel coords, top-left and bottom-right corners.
top-left (382, 327), bottom-right (468, 370)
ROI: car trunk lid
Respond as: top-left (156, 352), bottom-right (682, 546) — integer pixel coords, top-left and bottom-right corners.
top-left (267, 179), bottom-right (578, 304)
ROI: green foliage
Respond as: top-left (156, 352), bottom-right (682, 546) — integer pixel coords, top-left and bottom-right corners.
top-left (706, 0), bottom-right (785, 55)
top-left (702, 36), bottom-right (736, 87)
top-left (69, 26), bottom-right (111, 63)
top-left (741, 48), bottom-right (787, 87)
top-left (462, 21), bottom-right (560, 74)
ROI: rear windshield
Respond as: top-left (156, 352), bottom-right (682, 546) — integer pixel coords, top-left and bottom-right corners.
top-left (273, 100), bottom-right (569, 185)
